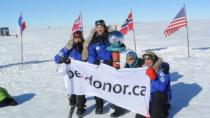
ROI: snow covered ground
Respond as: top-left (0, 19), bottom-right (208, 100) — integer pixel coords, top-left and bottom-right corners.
top-left (0, 20), bottom-right (210, 118)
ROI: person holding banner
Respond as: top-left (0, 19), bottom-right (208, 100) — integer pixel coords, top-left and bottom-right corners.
top-left (106, 30), bottom-right (128, 117)
top-left (109, 49), bottom-right (145, 117)
top-left (85, 20), bottom-right (112, 114)
top-left (135, 52), bottom-right (171, 118)
top-left (54, 30), bottom-right (87, 115)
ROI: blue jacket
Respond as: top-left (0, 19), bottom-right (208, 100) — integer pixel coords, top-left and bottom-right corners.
top-left (150, 69), bottom-right (171, 102)
top-left (87, 43), bottom-right (112, 64)
top-left (87, 33), bottom-right (112, 64)
top-left (54, 46), bottom-right (82, 64)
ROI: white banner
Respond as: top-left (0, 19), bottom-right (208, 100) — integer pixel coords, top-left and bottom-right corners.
top-left (59, 60), bottom-right (150, 117)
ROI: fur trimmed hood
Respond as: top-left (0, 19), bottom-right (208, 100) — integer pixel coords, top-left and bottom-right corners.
top-left (65, 26), bottom-right (113, 61)
top-left (153, 57), bottom-right (163, 72)
top-left (65, 35), bottom-right (88, 61)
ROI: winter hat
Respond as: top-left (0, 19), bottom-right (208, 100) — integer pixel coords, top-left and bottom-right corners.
top-left (143, 51), bottom-right (158, 63)
top-left (73, 31), bottom-right (82, 38)
top-left (126, 50), bottom-right (139, 68)
top-left (95, 20), bottom-right (106, 27)
top-left (73, 31), bottom-right (84, 42)
top-left (106, 31), bottom-right (126, 52)
top-left (126, 50), bottom-right (137, 59)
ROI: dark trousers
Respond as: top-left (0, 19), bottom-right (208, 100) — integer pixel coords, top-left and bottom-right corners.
top-left (69, 94), bottom-right (86, 108)
top-left (150, 91), bottom-right (169, 118)
top-left (94, 96), bottom-right (104, 109)
top-left (136, 91), bottom-right (169, 118)
top-left (135, 114), bottom-right (146, 118)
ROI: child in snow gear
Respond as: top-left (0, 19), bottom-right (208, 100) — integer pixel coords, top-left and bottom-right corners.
top-left (135, 51), bottom-right (171, 118)
top-left (0, 87), bottom-right (17, 107)
top-left (106, 30), bottom-right (128, 117)
top-left (124, 50), bottom-right (144, 68)
top-left (54, 30), bottom-right (87, 115)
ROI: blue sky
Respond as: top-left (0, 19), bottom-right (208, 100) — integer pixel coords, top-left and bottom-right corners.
top-left (0, 0), bottom-right (210, 28)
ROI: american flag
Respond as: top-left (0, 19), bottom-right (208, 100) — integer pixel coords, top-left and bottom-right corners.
top-left (120, 12), bottom-right (133, 35)
top-left (72, 14), bottom-right (82, 33)
top-left (164, 6), bottom-right (187, 37)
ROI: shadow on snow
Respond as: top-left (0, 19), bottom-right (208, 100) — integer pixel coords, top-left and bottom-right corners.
top-left (13, 93), bottom-right (36, 105)
top-left (169, 71), bottom-right (202, 118)
top-left (0, 59), bottom-right (52, 69)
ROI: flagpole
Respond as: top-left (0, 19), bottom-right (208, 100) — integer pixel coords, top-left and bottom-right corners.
top-left (19, 12), bottom-right (24, 69)
top-left (131, 9), bottom-right (137, 53)
top-left (80, 11), bottom-right (84, 35)
top-left (185, 5), bottom-right (190, 57)
top-left (186, 23), bottom-right (190, 57)
top-left (20, 32), bottom-right (24, 69)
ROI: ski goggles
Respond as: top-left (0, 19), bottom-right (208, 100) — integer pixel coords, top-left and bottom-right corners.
top-left (143, 55), bottom-right (152, 60)
top-left (95, 20), bottom-right (106, 27)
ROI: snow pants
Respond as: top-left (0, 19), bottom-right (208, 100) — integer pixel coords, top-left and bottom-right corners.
top-left (69, 94), bottom-right (86, 108)
top-left (94, 96), bottom-right (104, 109)
top-left (135, 91), bottom-right (169, 118)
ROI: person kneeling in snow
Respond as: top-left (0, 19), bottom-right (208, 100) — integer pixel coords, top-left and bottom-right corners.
top-left (136, 51), bottom-right (171, 118)
top-left (54, 30), bottom-right (87, 115)
top-left (0, 87), bottom-right (17, 107)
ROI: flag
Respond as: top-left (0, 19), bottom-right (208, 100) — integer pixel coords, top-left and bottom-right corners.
top-left (120, 12), bottom-right (133, 35)
top-left (72, 14), bottom-right (82, 33)
top-left (164, 6), bottom-right (187, 37)
top-left (18, 13), bottom-right (26, 37)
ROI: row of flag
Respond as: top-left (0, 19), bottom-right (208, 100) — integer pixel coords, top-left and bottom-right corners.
top-left (71, 5), bottom-right (187, 37)
top-left (16, 5), bottom-right (189, 69)
top-left (119, 5), bottom-right (187, 37)
top-left (18, 5), bottom-right (187, 38)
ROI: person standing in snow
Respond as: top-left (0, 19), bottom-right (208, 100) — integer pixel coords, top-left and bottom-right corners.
top-left (112, 49), bottom-right (144, 117)
top-left (85, 20), bottom-right (112, 114)
top-left (0, 87), bottom-right (17, 107)
top-left (54, 30), bottom-right (87, 115)
top-left (135, 51), bottom-right (171, 118)
top-left (106, 30), bottom-right (127, 117)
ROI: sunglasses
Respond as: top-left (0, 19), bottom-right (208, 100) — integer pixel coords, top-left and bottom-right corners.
top-left (143, 55), bottom-right (152, 60)
top-left (74, 35), bottom-right (81, 39)
top-left (126, 57), bottom-right (134, 61)
top-left (144, 57), bottom-right (152, 60)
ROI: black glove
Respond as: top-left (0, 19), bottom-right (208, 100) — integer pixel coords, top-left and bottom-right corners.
top-left (63, 57), bottom-right (71, 64)
top-left (94, 59), bottom-right (100, 65)
top-left (104, 60), bottom-right (113, 66)
top-left (58, 58), bottom-right (64, 64)
top-left (160, 62), bottom-right (170, 74)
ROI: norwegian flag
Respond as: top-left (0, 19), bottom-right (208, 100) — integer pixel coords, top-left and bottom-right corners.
top-left (18, 13), bottom-right (26, 37)
top-left (164, 6), bottom-right (187, 37)
top-left (71, 14), bottom-right (82, 33)
top-left (120, 12), bottom-right (133, 35)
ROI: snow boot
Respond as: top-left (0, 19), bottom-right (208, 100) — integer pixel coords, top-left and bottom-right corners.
top-left (111, 109), bottom-right (126, 117)
top-left (95, 108), bottom-right (103, 114)
top-left (76, 107), bottom-right (86, 116)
